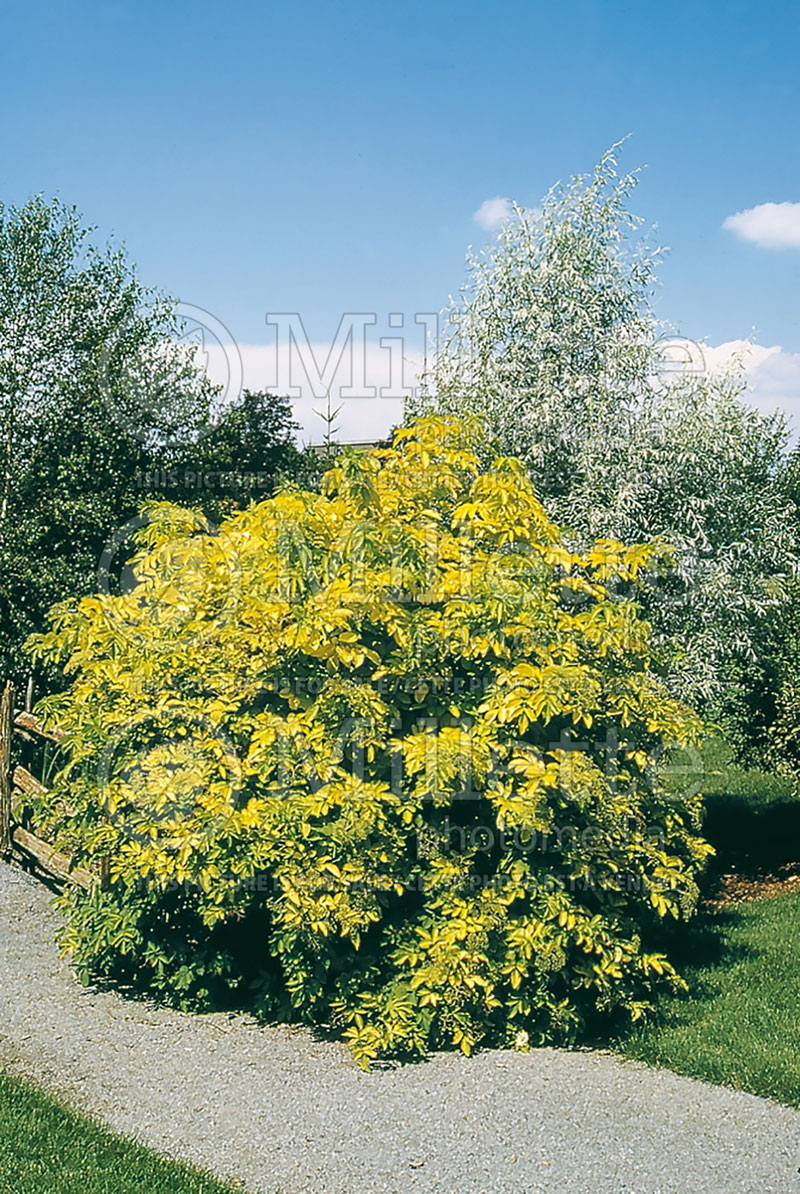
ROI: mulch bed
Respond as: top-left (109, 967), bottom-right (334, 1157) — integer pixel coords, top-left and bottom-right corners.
top-left (704, 860), bottom-right (800, 908)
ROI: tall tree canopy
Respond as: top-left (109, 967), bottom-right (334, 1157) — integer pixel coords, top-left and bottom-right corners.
top-left (413, 146), bottom-right (797, 719)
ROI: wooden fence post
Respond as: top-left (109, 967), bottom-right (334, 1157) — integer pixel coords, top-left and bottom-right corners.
top-left (0, 682), bottom-right (14, 857)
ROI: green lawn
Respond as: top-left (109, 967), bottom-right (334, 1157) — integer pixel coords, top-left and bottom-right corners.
top-left (0, 1069), bottom-right (243, 1194)
top-left (619, 889), bottom-right (800, 1107)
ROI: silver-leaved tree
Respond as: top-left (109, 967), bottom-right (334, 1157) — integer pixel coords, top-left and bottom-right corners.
top-left (411, 145), bottom-right (797, 717)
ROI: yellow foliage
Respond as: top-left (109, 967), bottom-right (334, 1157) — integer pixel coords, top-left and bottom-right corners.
top-left (30, 416), bottom-right (709, 1066)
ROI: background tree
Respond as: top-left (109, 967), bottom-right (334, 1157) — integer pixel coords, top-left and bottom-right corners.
top-left (750, 454), bottom-right (800, 771)
top-left (167, 389), bottom-right (312, 521)
top-left (412, 146), bottom-right (797, 725)
top-left (0, 196), bottom-right (305, 691)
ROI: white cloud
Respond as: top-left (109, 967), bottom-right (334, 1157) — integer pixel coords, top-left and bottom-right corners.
top-left (201, 340), bottom-right (421, 445)
top-left (723, 202), bottom-right (800, 249)
top-left (198, 333), bottom-right (800, 445)
top-left (473, 196), bottom-right (513, 231)
top-left (703, 339), bottom-right (800, 430)
top-left (701, 339), bottom-right (777, 374)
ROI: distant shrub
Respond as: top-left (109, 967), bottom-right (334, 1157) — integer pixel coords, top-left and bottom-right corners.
top-left (30, 417), bottom-right (710, 1066)
top-left (679, 736), bottom-right (800, 874)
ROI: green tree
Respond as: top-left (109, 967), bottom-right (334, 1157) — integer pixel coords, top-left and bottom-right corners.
top-left (0, 195), bottom-right (216, 688)
top-left (413, 146), bottom-right (796, 717)
top-left (166, 389), bottom-right (312, 520)
top-left (751, 454), bottom-right (800, 771)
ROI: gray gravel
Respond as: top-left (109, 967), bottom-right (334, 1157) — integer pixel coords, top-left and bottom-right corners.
top-left (0, 861), bottom-right (798, 1194)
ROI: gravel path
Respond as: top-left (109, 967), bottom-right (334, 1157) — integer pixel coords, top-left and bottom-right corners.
top-left (0, 861), bottom-right (798, 1194)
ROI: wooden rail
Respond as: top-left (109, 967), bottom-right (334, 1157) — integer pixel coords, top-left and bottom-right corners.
top-left (11, 825), bottom-right (94, 890)
top-left (14, 711), bottom-right (64, 743)
top-left (0, 680), bottom-right (99, 890)
top-left (13, 764), bottom-right (49, 800)
top-left (0, 684), bottom-right (12, 856)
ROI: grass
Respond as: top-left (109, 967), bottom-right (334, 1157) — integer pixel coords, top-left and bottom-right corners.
top-left (667, 735), bottom-right (798, 813)
top-left (698, 736), bottom-right (799, 813)
top-left (622, 734), bottom-right (800, 1106)
top-left (0, 1069), bottom-right (243, 1194)
top-left (668, 736), bottom-right (800, 871)
top-left (619, 889), bottom-right (800, 1107)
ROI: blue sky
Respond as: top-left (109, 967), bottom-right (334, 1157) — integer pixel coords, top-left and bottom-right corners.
top-left (2, 0), bottom-right (799, 438)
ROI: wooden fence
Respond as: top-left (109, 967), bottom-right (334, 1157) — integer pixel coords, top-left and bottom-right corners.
top-left (0, 681), bottom-right (95, 889)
